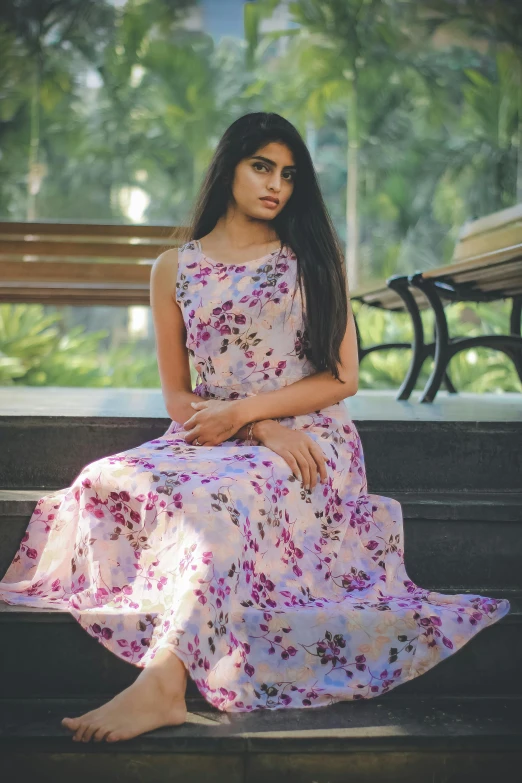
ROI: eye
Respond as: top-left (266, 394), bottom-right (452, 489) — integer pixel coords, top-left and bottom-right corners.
top-left (283, 171), bottom-right (295, 181)
top-left (253, 162), bottom-right (268, 172)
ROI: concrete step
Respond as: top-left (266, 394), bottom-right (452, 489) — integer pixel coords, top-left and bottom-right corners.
top-left (2, 489), bottom-right (521, 592)
top-left (0, 592), bottom-right (519, 701)
top-left (1, 695), bottom-right (520, 782)
top-left (1, 414), bottom-right (520, 492)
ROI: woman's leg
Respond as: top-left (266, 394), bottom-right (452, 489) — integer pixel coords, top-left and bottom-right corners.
top-left (61, 646), bottom-right (189, 743)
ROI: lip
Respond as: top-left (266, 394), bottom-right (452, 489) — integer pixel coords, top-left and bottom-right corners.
top-left (260, 197), bottom-right (279, 207)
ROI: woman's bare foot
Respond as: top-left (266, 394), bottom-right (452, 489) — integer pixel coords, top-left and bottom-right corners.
top-left (61, 647), bottom-right (189, 743)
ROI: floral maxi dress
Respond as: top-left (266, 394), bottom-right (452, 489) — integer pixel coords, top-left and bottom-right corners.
top-left (0, 239), bottom-right (511, 713)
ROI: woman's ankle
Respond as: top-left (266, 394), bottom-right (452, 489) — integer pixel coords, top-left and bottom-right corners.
top-left (141, 649), bottom-right (188, 699)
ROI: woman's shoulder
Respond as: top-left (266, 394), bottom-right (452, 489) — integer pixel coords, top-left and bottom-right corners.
top-left (153, 246), bottom-right (178, 271)
top-left (151, 239), bottom-right (201, 291)
top-left (154, 238), bottom-right (197, 265)
top-left (151, 246), bottom-right (180, 297)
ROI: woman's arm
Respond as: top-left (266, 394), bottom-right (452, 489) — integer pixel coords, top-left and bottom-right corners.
top-left (151, 249), bottom-right (274, 436)
top-left (232, 303), bottom-right (359, 429)
top-left (150, 249), bottom-right (205, 425)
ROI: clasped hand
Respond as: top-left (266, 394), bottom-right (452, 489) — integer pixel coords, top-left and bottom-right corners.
top-left (183, 399), bottom-right (242, 446)
top-left (183, 398), bottom-right (329, 490)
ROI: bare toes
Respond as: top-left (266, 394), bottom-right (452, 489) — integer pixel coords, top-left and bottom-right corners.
top-left (81, 723), bottom-right (100, 742)
top-left (62, 709), bottom-right (98, 736)
top-left (93, 725), bottom-right (111, 743)
top-left (73, 723), bottom-right (88, 742)
top-left (61, 717), bottom-right (80, 731)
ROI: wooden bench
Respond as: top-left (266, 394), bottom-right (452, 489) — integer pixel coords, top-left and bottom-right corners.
top-left (0, 222), bottom-right (181, 306)
top-left (352, 203), bottom-right (522, 402)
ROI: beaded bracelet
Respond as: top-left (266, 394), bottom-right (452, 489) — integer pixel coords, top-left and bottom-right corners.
top-left (246, 421), bottom-right (255, 445)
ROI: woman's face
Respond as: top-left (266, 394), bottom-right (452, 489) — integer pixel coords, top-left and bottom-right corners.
top-left (231, 141), bottom-right (296, 220)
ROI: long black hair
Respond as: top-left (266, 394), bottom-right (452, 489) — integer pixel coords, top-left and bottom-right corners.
top-left (180, 111), bottom-right (350, 384)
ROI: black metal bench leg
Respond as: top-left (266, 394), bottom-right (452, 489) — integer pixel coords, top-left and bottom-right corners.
top-left (443, 369), bottom-right (458, 394)
top-left (353, 309), bottom-right (363, 365)
top-left (408, 273), bottom-right (451, 403)
top-left (439, 318), bottom-right (457, 393)
top-left (386, 276), bottom-right (426, 400)
top-left (352, 302), bottom-right (420, 381)
top-left (509, 295), bottom-right (522, 383)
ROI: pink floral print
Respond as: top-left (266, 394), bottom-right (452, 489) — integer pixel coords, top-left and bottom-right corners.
top-left (0, 239), bottom-right (510, 713)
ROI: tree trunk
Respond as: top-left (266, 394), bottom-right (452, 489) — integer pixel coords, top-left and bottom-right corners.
top-left (516, 58), bottom-right (522, 204)
top-left (27, 63), bottom-right (41, 221)
top-left (345, 83), bottom-right (359, 291)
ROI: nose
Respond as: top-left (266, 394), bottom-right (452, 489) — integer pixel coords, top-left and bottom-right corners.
top-left (267, 173), bottom-right (283, 191)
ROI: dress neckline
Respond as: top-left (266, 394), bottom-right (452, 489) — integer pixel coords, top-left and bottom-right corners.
top-left (194, 238), bottom-right (287, 267)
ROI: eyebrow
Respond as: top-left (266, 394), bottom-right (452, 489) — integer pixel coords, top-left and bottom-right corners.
top-left (250, 155), bottom-right (297, 171)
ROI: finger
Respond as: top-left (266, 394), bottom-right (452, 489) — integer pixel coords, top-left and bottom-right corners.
top-left (184, 427), bottom-right (202, 443)
top-left (197, 436), bottom-right (212, 446)
top-left (302, 455), bottom-right (316, 490)
top-left (295, 452), bottom-right (311, 490)
top-left (309, 444), bottom-right (328, 484)
top-left (306, 455), bottom-right (318, 490)
top-left (282, 451), bottom-right (301, 481)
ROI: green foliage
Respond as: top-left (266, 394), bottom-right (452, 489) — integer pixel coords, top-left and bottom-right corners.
top-left (98, 342), bottom-right (161, 388)
top-left (0, 304), bottom-right (109, 385)
top-left (0, 302), bottom-right (518, 394)
top-left (0, 304), bottom-right (165, 388)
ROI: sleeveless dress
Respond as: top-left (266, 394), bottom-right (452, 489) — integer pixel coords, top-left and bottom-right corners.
top-left (0, 239), bottom-right (511, 713)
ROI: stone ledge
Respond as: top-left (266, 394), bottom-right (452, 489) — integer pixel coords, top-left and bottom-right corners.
top-left (1, 695), bottom-right (521, 754)
top-left (0, 387), bottom-right (520, 422)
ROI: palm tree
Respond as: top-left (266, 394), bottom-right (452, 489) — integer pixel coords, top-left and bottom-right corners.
top-left (244, 0), bottom-right (412, 291)
top-left (413, 0), bottom-right (522, 201)
top-left (0, 0), bottom-right (116, 219)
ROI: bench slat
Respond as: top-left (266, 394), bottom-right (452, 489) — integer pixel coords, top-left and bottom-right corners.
top-left (0, 260), bottom-right (152, 283)
top-left (455, 227), bottom-right (522, 263)
top-left (0, 239), bottom-right (176, 259)
top-left (0, 290), bottom-right (150, 306)
top-left (458, 203), bottom-right (522, 241)
top-left (0, 221), bottom-right (180, 239)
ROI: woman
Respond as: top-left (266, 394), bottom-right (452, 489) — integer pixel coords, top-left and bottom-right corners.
top-left (0, 112), bottom-right (510, 743)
